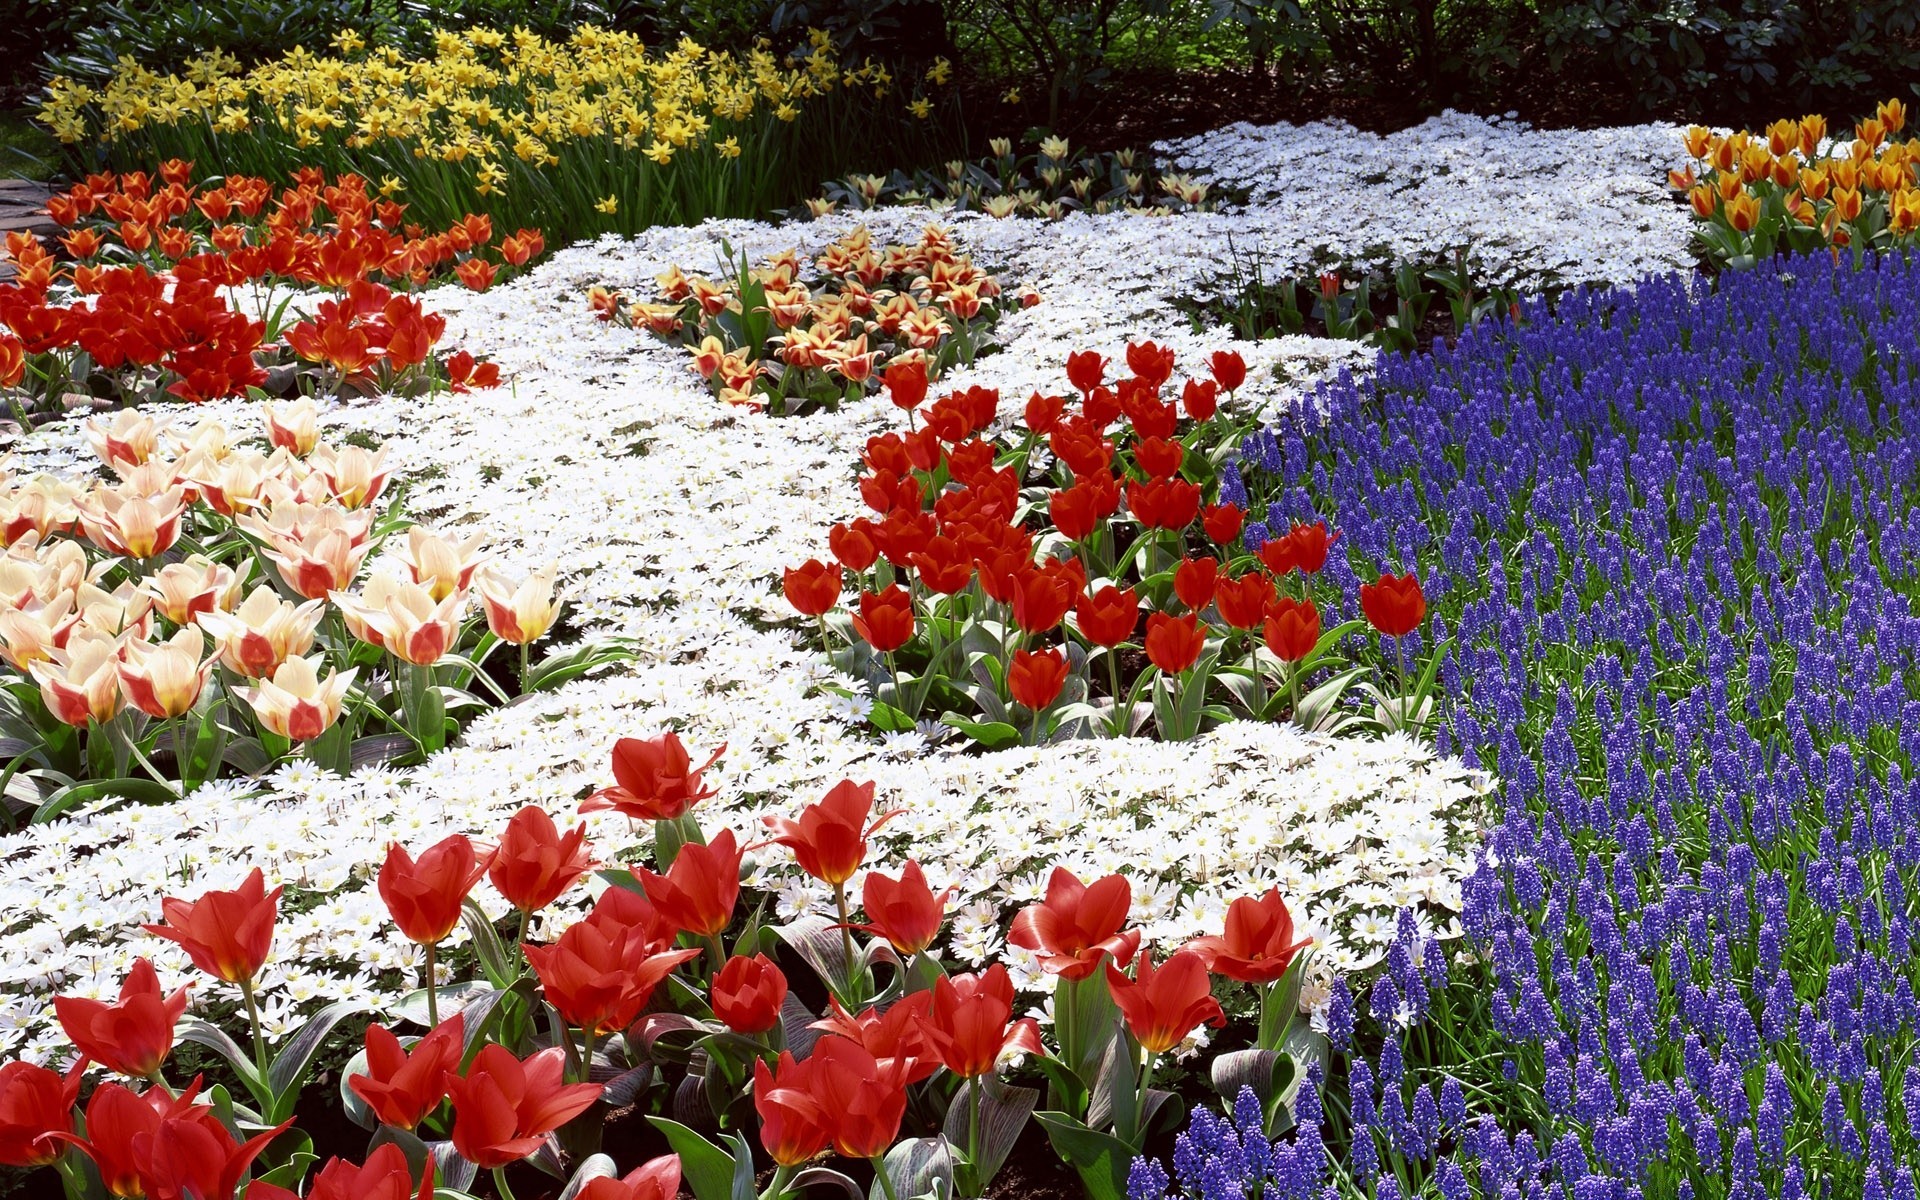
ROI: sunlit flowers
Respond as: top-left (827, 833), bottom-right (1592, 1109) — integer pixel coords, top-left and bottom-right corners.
top-left (236, 655), bottom-right (354, 741)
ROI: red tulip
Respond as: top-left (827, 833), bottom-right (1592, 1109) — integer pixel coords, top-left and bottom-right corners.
top-left (1126, 477), bottom-right (1200, 530)
top-left (852, 586), bottom-right (916, 653)
top-left (1281, 521), bottom-right (1336, 573)
top-left (143, 866), bottom-right (282, 983)
top-left (1049, 483), bottom-right (1105, 542)
top-left (828, 521), bottom-right (879, 572)
top-left (139, 1103), bottom-right (292, 1200)
top-left (909, 537), bottom-right (975, 595)
top-left (53, 1081), bottom-right (184, 1191)
top-left (1105, 948), bottom-right (1226, 1054)
top-left (783, 559), bottom-right (844, 617)
top-left (1064, 350), bottom-right (1105, 395)
top-left (1263, 597), bottom-right (1321, 663)
top-left (712, 954), bottom-right (788, 1034)
top-left (447, 1045), bottom-right (603, 1168)
top-left (1144, 612), bottom-right (1206, 675)
top-left (1257, 536), bottom-right (1298, 576)
top-left (487, 806), bottom-right (596, 915)
top-left (635, 828), bottom-right (744, 938)
top-left (1214, 573), bottom-right (1276, 631)
top-left (1011, 570), bottom-right (1076, 634)
top-left (580, 732), bottom-right (725, 822)
top-left (1024, 392), bottom-right (1067, 433)
top-left (1007, 867), bottom-right (1141, 980)
top-left (525, 915), bottom-right (699, 1037)
top-left (1180, 378), bottom-right (1217, 422)
top-left (349, 1014), bottom-right (465, 1131)
top-left (1202, 504), bottom-right (1244, 545)
top-left (857, 860), bottom-right (951, 954)
top-left (0, 1060), bottom-right (81, 1167)
top-left (53, 957), bottom-right (189, 1078)
top-left (1172, 556), bottom-right (1217, 611)
top-left (924, 965), bottom-right (1044, 1079)
top-left (1133, 436), bottom-right (1185, 479)
top-left (754, 1053), bottom-right (832, 1167)
top-left (763, 780), bottom-right (895, 887)
top-left (810, 992), bottom-right (936, 1082)
top-left (800, 1037), bottom-right (912, 1159)
top-left (303, 1144), bottom-right (435, 1200)
top-left (1074, 585), bottom-right (1138, 648)
top-left (1124, 340), bottom-right (1175, 388)
top-left (1209, 350), bottom-right (1247, 392)
top-left (1186, 889), bottom-right (1313, 984)
top-left (378, 834), bottom-right (487, 945)
top-left (883, 359), bottom-right (928, 411)
top-left (1008, 647), bottom-right (1069, 711)
top-left (577, 1156), bottom-right (683, 1200)
top-left (1360, 572), bottom-right (1426, 636)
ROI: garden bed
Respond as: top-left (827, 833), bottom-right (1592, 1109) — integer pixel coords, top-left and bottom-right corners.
top-left (0, 110), bottom-right (1695, 1063)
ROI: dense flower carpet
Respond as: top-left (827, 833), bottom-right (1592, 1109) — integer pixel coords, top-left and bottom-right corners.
top-left (8, 97), bottom-right (1920, 1200)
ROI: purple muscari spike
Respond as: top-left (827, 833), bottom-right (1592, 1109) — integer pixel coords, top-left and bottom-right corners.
top-left (1155, 254), bottom-right (1920, 1200)
top-left (1440, 1075), bottom-right (1467, 1127)
top-left (1824, 1082), bottom-right (1864, 1159)
top-left (1324, 980), bottom-right (1354, 1052)
top-left (1411, 1085), bottom-right (1442, 1158)
top-left (1127, 1157), bottom-right (1172, 1200)
top-left (1758, 1063), bottom-right (1791, 1162)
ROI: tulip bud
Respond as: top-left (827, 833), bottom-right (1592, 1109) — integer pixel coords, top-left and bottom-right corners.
top-left (143, 556), bottom-right (244, 625)
top-left (198, 586), bottom-right (325, 678)
top-left (712, 954), bottom-right (787, 1034)
top-left (478, 564), bottom-right (563, 644)
top-left (238, 654), bottom-right (354, 741)
top-left (119, 627), bottom-right (212, 719)
top-left (395, 528), bottom-right (487, 602)
top-left (28, 629), bottom-right (124, 727)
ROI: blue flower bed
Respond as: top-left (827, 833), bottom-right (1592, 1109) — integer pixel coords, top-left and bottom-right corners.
top-left (1144, 253), bottom-right (1920, 1198)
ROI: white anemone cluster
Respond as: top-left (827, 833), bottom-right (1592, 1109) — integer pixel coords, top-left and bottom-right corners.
top-left (0, 112), bottom-right (1691, 1061)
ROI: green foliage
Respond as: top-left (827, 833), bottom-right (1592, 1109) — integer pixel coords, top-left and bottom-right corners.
top-left (1195, 0), bottom-right (1920, 119)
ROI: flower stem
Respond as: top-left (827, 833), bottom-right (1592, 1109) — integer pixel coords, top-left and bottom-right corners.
top-left (1133, 1048), bottom-right (1157, 1147)
top-left (424, 941), bottom-right (438, 1028)
top-left (1106, 648), bottom-right (1125, 738)
top-left (239, 976), bottom-right (268, 1078)
top-left (493, 1166), bottom-right (519, 1200)
top-left (762, 1164), bottom-right (797, 1200)
top-left (967, 1075), bottom-right (984, 1194)
top-left (834, 882), bottom-right (861, 1004)
top-left (870, 1155), bottom-right (901, 1200)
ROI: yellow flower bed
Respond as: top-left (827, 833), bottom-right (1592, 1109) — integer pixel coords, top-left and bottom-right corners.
top-left (1672, 99), bottom-right (1920, 269)
top-left (39, 28), bottom-right (955, 240)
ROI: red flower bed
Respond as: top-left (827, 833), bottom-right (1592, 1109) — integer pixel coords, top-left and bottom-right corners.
top-left (0, 737), bottom-right (1317, 1200)
top-left (1, 162), bottom-right (540, 415)
top-left (784, 342), bottom-right (1438, 743)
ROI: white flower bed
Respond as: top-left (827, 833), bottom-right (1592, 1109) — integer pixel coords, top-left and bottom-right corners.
top-left (0, 113), bottom-right (1690, 1061)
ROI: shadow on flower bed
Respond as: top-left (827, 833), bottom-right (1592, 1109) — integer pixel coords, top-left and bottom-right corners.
top-left (1141, 250), bottom-right (1920, 1197)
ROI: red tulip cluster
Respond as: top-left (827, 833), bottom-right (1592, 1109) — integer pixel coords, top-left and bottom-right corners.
top-left (0, 729), bottom-right (1327, 1200)
top-left (2, 162), bottom-right (530, 413)
top-left (784, 341), bottom-right (1428, 741)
